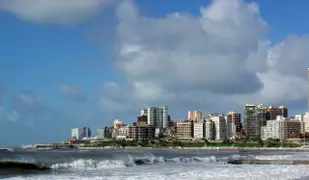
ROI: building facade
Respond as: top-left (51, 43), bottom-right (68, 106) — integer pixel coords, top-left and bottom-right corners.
top-left (226, 111), bottom-right (242, 138)
top-left (204, 119), bottom-right (215, 140)
top-left (208, 114), bottom-right (226, 141)
top-left (193, 122), bottom-right (204, 139)
top-left (176, 121), bottom-right (193, 140)
top-left (244, 104), bottom-right (266, 139)
top-left (266, 106), bottom-right (288, 120)
top-left (71, 127), bottom-right (91, 141)
top-left (188, 111), bottom-right (203, 122)
top-left (143, 106), bottom-right (169, 129)
top-left (261, 116), bottom-right (301, 140)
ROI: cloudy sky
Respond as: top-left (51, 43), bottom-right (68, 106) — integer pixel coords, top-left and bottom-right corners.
top-left (0, 0), bottom-right (309, 146)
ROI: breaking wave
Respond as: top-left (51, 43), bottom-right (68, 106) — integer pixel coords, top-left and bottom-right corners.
top-left (0, 153), bottom-right (232, 173)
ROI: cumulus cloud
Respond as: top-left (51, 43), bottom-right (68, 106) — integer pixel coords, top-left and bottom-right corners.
top-left (99, 0), bottom-right (309, 116)
top-left (0, 0), bottom-right (117, 25)
top-left (58, 83), bottom-right (87, 102)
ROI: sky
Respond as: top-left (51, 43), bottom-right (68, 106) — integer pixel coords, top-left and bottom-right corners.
top-left (0, 0), bottom-right (309, 146)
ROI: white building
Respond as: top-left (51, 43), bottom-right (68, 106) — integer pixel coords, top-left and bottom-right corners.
top-left (208, 114), bottom-right (226, 141)
top-left (72, 128), bottom-right (84, 141)
top-left (193, 122), bottom-right (204, 139)
top-left (261, 116), bottom-right (301, 140)
top-left (71, 127), bottom-right (91, 141)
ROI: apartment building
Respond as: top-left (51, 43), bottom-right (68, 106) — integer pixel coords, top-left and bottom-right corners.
top-left (208, 113), bottom-right (226, 141)
top-left (193, 122), bottom-right (204, 139)
top-left (142, 106), bottom-right (169, 129)
top-left (204, 119), bottom-right (215, 140)
top-left (244, 104), bottom-right (266, 139)
top-left (226, 111), bottom-right (241, 138)
top-left (176, 121), bottom-right (193, 140)
top-left (266, 106), bottom-right (288, 120)
top-left (261, 116), bottom-right (301, 140)
top-left (188, 111), bottom-right (203, 122)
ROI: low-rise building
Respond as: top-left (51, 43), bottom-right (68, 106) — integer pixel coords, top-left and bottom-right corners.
top-left (261, 116), bottom-right (302, 140)
top-left (128, 124), bottom-right (154, 140)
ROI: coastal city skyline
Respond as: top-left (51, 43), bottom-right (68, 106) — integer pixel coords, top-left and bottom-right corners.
top-left (1, 0), bottom-right (309, 146)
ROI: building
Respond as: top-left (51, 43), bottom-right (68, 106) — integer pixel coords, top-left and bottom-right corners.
top-left (143, 106), bottom-right (169, 129)
top-left (308, 68), bottom-right (309, 114)
top-left (226, 111), bottom-right (242, 138)
top-left (176, 121), bottom-right (193, 140)
top-left (204, 119), bottom-right (215, 140)
top-left (261, 116), bottom-right (302, 140)
top-left (83, 127), bottom-right (91, 138)
top-left (244, 104), bottom-right (266, 139)
top-left (104, 126), bottom-right (112, 139)
top-left (71, 128), bottom-right (84, 141)
top-left (97, 128), bottom-right (105, 138)
top-left (193, 122), bottom-right (204, 139)
top-left (208, 114), bottom-right (226, 141)
top-left (266, 106), bottom-right (288, 120)
top-left (128, 124), bottom-right (154, 140)
top-left (138, 115), bottom-right (147, 126)
top-left (188, 111), bottom-right (202, 122)
top-left (71, 127), bottom-right (91, 141)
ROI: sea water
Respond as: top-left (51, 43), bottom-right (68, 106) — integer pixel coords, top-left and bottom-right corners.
top-left (1, 149), bottom-right (309, 180)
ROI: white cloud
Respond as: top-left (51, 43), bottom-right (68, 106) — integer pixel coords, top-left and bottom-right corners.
top-left (99, 0), bottom-right (309, 116)
top-left (58, 83), bottom-right (87, 102)
top-left (7, 109), bottom-right (20, 122)
top-left (0, 0), bottom-right (117, 25)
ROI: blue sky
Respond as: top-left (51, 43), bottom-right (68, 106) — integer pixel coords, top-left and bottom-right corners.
top-left (0, 0), bottom-right (309, 146)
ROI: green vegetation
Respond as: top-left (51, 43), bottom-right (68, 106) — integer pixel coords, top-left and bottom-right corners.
top-left (80, 138), bottom-right (300, 148)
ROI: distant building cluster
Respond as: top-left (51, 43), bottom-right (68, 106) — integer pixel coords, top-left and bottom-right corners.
top-left (69, 68), bottom-right (309, 143)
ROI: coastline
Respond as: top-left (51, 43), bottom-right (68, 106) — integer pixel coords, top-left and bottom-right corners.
top-left (76, 146), bottom-right (309, 152)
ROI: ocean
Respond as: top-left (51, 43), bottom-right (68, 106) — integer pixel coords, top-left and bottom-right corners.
top-left (1, 149), bottom-right (309, 180)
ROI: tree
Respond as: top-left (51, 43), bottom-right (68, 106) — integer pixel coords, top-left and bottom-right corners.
top-left (258, 138), bottom-right (264, 146)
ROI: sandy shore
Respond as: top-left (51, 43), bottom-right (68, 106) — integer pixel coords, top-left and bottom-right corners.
top-left (77, 146), bottom-right (309, 152)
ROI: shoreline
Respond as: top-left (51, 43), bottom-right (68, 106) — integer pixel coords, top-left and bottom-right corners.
top-left (76, 146), bottom-right (309, 152)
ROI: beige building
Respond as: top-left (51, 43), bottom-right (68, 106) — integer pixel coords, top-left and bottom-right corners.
top-left (188, 111), bottom-right (202, 122)
top-left (261, 116), bottom-right (301, 140)
top-left (176, 121), bottom-right (193, 140)
top-left (193, 122), bottom-right (204, 139)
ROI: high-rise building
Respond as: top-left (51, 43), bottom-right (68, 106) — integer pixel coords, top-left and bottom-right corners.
top-left (266, 106), bottom-right (288, 120)
top-left (308, 68), bottom-right (309, 113)
top-left (71, 127), bottom-right (91, 141)
top-left (188, 111), bottom-right (202, 122)
top-left (144, 106), bottom-right (169, 129)
top-left (97, 128), bottom-right (105, 138)
top-left (244, 104), bottom-right (266, 139)
top-left (204, 119), bottom-right (215, 140)
top-left (226, 112), bottom-right (242, 138)
top-left (104, 127), bottom-right (112, 139)
top-left (137, 115), bottom-right (147, 126)
top-left (208, 113), bottom-right (226, 141)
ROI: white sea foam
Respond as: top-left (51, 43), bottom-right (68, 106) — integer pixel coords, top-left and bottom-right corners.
top-left (5, 153), bottom-right (309, 180)
top-left (51, 159), bottom-right (127, 169)
top-left (6, 164), bottom-right (309, 180)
